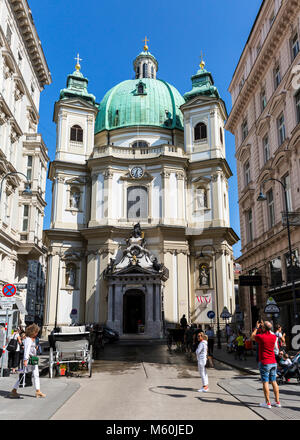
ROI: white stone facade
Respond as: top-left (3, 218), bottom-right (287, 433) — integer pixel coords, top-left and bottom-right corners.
top-left (226, 0), bottom-right (300, 334)
top-left (0, 0), bottom-right (51, 325)
top-left (44, 57), bottom-right (238, 337)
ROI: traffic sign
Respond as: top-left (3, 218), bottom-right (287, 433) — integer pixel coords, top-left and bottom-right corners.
top-left (0, 297), bottom-right (16, 310)
top-left (207, 310), bottom-right (215, 320)
top-left (264, 304), bottom-right (280, 314)
top-left (2, 284), bottom-right (16, 297)
top-left (264, 297), bottom-right (280, 314)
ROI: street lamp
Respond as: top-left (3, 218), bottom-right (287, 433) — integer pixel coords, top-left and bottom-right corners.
top-left (0, 172), bottom-right (32, 203)
top-left (257, 178), bottom-right (299, 326)
top-left (200, 245), bottom-right (222, 349)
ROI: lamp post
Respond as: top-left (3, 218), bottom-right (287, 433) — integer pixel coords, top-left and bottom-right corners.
top-left (257, 178), bottom-right (299, 326)
top-left (200, 245), bottom-right (222, 349)
top-left (0, 171), bottom-right (32, 203)
top-left (54, 243), bottom-right (65, 332)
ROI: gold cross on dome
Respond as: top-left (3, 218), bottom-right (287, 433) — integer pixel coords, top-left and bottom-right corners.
top-left (143, 36), bottom-right (149, 51)
top-left (199, 51), bottom-right (205, 70)
top-left (74, 53), bottom-right (82, 71)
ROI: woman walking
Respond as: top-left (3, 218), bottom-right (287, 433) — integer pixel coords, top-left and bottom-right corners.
top-left (7, 328), bottom-right (22, 374)
top-left (9, 324), bottom-right (46, 399)
top-left (196, 332), bottom-right (209, 393)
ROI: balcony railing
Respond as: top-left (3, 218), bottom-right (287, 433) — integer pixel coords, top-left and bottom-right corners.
top-left (92, 144), bottom-right (185, 159)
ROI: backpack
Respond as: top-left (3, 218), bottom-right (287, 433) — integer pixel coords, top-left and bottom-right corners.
top-left (6, 338), bottom-right (18, 352)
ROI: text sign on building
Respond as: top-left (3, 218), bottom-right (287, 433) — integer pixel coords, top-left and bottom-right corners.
top-left (239, 275), bottom-right (262, 286)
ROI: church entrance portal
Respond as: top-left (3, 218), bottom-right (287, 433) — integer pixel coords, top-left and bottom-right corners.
top-left (123, 289), bottom-right (145, 334)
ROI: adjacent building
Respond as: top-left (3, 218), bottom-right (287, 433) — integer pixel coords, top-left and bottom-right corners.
top-left (226, 0), bottom-right (300, 336)
top-left (0, 0), bottom-right (51, 326)
top-left (44, 46), bottom-right (238, 338)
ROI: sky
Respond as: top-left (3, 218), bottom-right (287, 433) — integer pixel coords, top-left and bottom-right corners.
top-left (29, 0), bottom-right (263, 258)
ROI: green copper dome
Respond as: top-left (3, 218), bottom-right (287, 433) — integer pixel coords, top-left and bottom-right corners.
top-left (95, 78), bottom-right (185, 133)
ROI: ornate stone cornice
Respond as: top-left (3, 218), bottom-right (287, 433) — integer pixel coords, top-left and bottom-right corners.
top-left (9, 0), bottom-right (51, 88)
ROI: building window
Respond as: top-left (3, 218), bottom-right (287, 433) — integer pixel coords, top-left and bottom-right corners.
top-left (142, 63), bottom-right (148, 78)
top-left (244, 160), bottom-right (251, 186)
top-left (132, 140), bottom-right (149, 148)
top-left (220, 127), bottom-right (223, 144)
top-left (291, 33), bottom-right (300, 60)
top-left (70, 125), bottom-right (83, 142)
top-left (263, 135), bottom-right (270, 163)
top-left (151, 66), bottom-right (154, 78)
top-left (26, 156), bottom-right (33, 182)
top-left (246, 209), bottom-right (253, 242)
top-left (194, 122), bottom-right (207, 141)
top-left (22, 205), bottom-right (29, 231)
top-left (295, 90), bottom-right (300, 124)
top-left (274, 65), bottom-right (281, 89)
top-left (241, 119), bottom-right (248, 141)
top-left (282, 173), bottom-right (292, 212)
top-left (270, 257), bottom-right (282, 287)
top-left (127, 186), bottom-right (148, 219)
top-left (285, 249), bottom-right (300, 282)
top-left (277, 113), bottom-right (286, 145)
top-left (267, 189), bottom-right (275, 228)
top-left (261, 89), bottom-right (267, 111)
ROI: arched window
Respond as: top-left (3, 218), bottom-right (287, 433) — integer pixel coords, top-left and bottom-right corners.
top-left (127, 186), bottom-right (148, 219)
top-left (69, 186), bottom-right (81, 209)
top-left (151, 66), bottom-right (154, 78)
top-left (137, 82), bottom-right (144, 94)
top-left (132, 140), bottom-right (149, 148)
top-left (70, 125), bottom-right (83, 142)
top-left (194, 122), bottom-right (207, 141)
top-left (136, 66), bottom-right (140, 78)
top-left (143, 63), bottom-right (148, 78)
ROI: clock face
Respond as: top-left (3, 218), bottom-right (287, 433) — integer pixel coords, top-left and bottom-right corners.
top-left (131, 167), bottom-right (144, 179)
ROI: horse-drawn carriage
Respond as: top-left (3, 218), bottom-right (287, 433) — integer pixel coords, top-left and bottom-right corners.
top-left (48, 326), bottom-right (92, 378)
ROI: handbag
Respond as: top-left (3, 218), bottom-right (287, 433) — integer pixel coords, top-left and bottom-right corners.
top-left (29, 355), bottom-right (39, 366)
top-left (6, 338), bottom-right (18, 352)
top-left (19, 371), bottom-right (33, 387)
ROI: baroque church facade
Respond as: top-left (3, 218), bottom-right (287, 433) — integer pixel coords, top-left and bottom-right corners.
top-left (44, 46), bottom-right (238, 337)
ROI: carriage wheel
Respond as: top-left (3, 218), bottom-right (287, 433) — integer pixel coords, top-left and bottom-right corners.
top-left (49, 348), bottom-right (54, 378)
top-left (88, 346), bottom-right (92, 378)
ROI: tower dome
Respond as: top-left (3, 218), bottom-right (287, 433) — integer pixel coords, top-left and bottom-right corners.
top-left (95, 47), bottom-right (184, 133)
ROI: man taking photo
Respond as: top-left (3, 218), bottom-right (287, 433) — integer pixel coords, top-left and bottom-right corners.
top-left (251, 320), bottom-right (281, 409)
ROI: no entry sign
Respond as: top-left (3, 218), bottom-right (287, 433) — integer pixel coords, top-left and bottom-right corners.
top-left (2, 284), bottom-right (16, 297)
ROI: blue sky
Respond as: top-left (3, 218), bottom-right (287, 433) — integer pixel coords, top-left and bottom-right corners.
top-left (30, 0), bottom-right (262, 258)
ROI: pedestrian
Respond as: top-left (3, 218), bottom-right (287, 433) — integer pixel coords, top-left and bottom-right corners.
top-left (7, 328), bottom-right (22, 374)
top-left (275, 325), bottom-right (286, 351)
top-left (0, 324), bottom-right (5, 359)
top-left (18, 331), bottom-right (26, 370)
top-left (8, 324), bottom-right (46, 399)
top-left (251, 320), bottom-right (281, 408)
top-left (196, 332), bottom-right (209, 393)
top-left (180, 314), bottom-right (188, 329)
top-left (235, 331), bottom-right (246, 360)
top-left (205, 325), bottom-right (215, 357)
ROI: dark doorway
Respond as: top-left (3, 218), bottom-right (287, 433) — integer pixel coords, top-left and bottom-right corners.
top-left (123, 290), bottom-right (145, 334)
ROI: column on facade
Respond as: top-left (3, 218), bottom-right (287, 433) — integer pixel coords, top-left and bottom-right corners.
top-left (161, 170), bottom-right (170, 222)
top-left (85, 252), bottom-right (98, 323)
top-left (176, 171), bottom-right (185, 223)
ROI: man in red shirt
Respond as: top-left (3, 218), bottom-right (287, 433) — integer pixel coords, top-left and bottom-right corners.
top-left (251, 320), bottom-right (281, 409)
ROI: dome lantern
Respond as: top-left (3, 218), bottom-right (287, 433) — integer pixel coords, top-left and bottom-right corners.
top-left (133, 37), bottom-right (158, 79)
